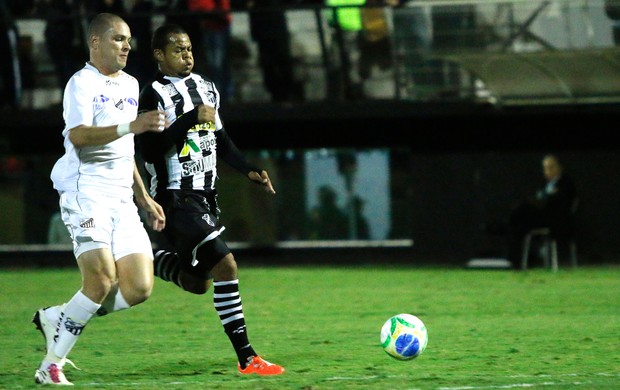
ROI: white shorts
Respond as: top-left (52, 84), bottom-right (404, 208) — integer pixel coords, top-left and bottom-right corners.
top-left (58, 191), bottom-right (153, 260)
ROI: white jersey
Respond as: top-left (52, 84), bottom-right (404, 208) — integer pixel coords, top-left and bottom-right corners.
top-left (50, 62), bottom-right (139, 197)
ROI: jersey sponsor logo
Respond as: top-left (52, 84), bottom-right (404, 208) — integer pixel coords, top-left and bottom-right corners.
top-left (200, 136), bottom-right (216, 150)
top-left (93, 95), bottom-right (137, 111)
top-left (163, 83), bottom-right (178, 97)
top-left (94, 95), bottom-right (109, 103)
top-left (105, 79), bottom-right (120, 86)
top-left (180, 139), bottom-right (201, 157)
top-left (179, 134), bottom-right (215, 157)
top-left (181, 154), bottom-right (216, 176)
top-left (190, 121), bottom-right (216, 132)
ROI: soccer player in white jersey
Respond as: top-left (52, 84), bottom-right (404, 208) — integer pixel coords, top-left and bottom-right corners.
top-left (31, 13), bottom-right (168, 385)
top-left (136, 24), bottom-right (284, 376)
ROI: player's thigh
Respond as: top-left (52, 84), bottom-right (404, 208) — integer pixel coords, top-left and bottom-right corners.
top-left (111, 198), bottom-right (154, 261)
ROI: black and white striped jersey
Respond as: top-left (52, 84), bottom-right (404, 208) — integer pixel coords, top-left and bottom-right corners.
top-left (137, 72), bottom-right (258, 198)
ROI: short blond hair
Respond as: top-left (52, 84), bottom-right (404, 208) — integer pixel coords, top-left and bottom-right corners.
top-left (88, 13), bottom-right (126, 39)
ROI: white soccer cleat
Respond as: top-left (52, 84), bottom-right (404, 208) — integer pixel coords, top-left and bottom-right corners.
top-left (32, 306), bottom-right (61, 353)
top-left (34, 363), bottom-right (73, 386)
top-left (32, 305), bottom-right (79, 370)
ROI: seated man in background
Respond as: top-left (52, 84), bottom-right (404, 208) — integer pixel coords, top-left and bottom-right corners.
top-left (508, 154), bottom-right (578, 267)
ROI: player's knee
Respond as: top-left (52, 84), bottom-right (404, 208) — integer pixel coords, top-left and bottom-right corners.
top-left (124, 281), bottom-right (153, 306)
top-left (180, 272), bottom-right (212, 295)
top-left (182, 279), bottom-right (208, 295)
top-left (83, 275), bottom-right (115, 303)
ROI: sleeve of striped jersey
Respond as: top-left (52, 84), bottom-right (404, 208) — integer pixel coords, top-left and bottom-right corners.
top-left (137, 107), bottom-right (200, 163)
top-left (216, 128), bottom-right (262, 176)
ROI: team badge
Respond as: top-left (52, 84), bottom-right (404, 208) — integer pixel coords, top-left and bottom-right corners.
top-left (79, 218), bottom-right (95, 228)
top-left (202, 213), bottom-right (215, 226)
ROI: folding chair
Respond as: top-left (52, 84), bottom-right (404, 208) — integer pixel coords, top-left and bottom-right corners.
top-left (520, 198), bottom-right (579, 272)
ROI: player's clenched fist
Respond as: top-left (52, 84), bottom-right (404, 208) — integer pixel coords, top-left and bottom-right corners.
top-left (197, 104), bottom-right (216, 124)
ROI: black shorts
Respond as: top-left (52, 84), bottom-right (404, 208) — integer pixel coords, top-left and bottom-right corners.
top-left (158, 190), bottom-right (231, 278)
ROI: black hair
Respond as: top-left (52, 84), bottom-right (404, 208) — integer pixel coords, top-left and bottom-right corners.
top-left (152, 24), bottom-right (188, 51)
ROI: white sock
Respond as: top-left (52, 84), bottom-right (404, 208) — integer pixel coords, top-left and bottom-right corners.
top-left (97, 284), bottom-right (131, 316)
top-left (44, 291), bottom-right (100, 366)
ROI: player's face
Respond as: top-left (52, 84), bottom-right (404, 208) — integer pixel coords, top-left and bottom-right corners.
top-left (159, 33), bottom-right (194, 77)
top-left (543, 157), bottom-right (560, 181)
top-left (93, 21), bottom-right (132, 75)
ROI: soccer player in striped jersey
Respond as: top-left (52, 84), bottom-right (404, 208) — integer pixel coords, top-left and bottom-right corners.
top-left (136, 23), bottom-right (284, 376)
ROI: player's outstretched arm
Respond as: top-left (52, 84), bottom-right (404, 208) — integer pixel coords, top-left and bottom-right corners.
top-left (68, 110), bottom-right (167, 148)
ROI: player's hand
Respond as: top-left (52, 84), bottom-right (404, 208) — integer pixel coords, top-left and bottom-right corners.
top-left (132, 110), bottom-right (168, 134)
top-left (197, 105), bottom-right (216, 124)
top-left (142, 196), bottom-right (166, 231)
top-left (248, 170), bottom-right (276, 194)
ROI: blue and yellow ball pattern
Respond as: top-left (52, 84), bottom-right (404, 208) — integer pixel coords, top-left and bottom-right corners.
top-left (380, 313), bottom-right (428, 360)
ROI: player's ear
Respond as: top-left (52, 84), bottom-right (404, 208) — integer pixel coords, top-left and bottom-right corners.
top-left (89, 35), bottom-right (99, 49)
top-left (153, 49), bottom-right (164, 61)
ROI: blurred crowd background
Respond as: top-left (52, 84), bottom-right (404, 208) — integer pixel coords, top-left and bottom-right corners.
top-left (2, 0), bottom-right (620, 266)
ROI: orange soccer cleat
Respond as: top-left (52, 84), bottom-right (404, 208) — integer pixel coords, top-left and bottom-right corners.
top-left (237, 356), bottom-right (285, 376)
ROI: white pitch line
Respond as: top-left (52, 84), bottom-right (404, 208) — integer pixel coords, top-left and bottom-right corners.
top-left (9, 372), bottom-right (619, 389)
top-left (439, 381), bottom-right (594, 390)
top-left (325, 375), bottom-right (381, 381)
top-left (508, 372), bottom-right (620, 378)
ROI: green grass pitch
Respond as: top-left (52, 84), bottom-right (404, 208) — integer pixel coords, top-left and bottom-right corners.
top-left (1, 265), bottom-right (619, 389)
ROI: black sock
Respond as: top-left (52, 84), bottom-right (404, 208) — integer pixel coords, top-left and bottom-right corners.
top-left (213, 279), bottom-right (256, 367)
top-left (153, 249), bottom-right (184, 289)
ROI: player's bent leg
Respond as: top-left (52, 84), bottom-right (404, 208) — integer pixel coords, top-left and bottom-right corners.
top-left (153, 249), bottom-right (182, 284)
top-left (209, 253), bottom-right (238, 281)
top-left (153, 249), bottom-right (213, 294)
top-left (210, 253), bottom-right (285, 375)
top-left (178, 270), bottom-right (212, 294)
top-left (77, 248), bottom-right (117, 304)
top-left (115, 254), bottom-right (154, 306)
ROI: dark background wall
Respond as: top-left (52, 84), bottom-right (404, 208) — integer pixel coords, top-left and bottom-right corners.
top-left (214, 101), bottom-right (620, 264)
top-left (405, 150), bottom-right (620, 264)
top-left (3, 101), bottom-right (620, 266)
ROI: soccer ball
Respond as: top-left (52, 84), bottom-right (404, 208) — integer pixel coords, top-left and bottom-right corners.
top-left (380, 313), bottom-right (428, 360)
